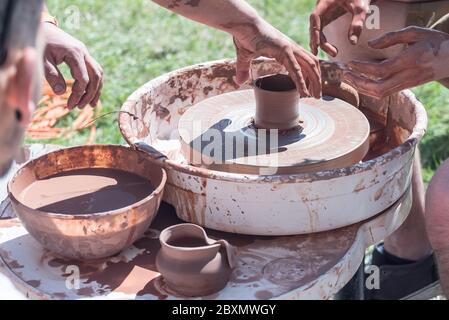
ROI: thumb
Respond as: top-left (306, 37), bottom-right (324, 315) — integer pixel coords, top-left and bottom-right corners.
top-left (346, 1), bottom-right (368, 45)
top-left (44, 59), bottom-right (67, 95)
top-left (234, 38), bottom-right (253, 85)
top-left (368, 27), bottom-right (424, 49)
top-left (348, 11), bottom-right (366, 45)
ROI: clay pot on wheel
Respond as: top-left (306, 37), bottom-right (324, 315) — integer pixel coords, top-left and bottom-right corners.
top-left (252, 73), bottom-right (360, 131)
top-left (156, 224), bottom-right (237, 297)
top-left (253, 74), bottom-right (300, 130)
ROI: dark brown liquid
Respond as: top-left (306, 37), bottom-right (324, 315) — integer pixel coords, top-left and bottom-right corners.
top-left (255, 74), bottom-right (296, 92)
top-left (20, 168), bottom-right (154, 215)
top-left (169, 236), bottom-right (209, 248)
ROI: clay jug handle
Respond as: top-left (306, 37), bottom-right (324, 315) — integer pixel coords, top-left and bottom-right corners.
top-left (216, 239), bottom-right (238, 269)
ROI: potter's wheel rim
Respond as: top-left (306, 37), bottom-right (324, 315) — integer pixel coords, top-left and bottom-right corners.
top-left (119, 59), bottom-right (427, 184)
top-left (122, 120), bottom-right (423, 184)
top-left (7, 144), bottom-right (167, 220)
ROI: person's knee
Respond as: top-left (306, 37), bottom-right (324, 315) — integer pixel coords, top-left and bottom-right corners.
top-left (426, 159), bottom-right (449, 251)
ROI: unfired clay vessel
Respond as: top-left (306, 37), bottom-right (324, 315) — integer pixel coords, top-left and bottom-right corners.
top-left (156, 224), bottom-right (237, 297)
top-left (253, 74), bottom-right (300, 130)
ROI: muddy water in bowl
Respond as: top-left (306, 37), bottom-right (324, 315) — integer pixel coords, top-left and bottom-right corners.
top-left (8, 145), bottom-right (166, 260)
top-left (19, 168), bottom-right (154, 215)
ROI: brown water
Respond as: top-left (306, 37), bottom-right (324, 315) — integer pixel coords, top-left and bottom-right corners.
top-left (169, 236), bottom-right (209, 248)
top-left (20, 168), bottom-right (154, 214)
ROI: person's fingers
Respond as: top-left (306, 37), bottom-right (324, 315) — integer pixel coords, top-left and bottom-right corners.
top-left (309, 0), bottom-right (340, 55)
top-left (382, 68), bottom-right (433, 95)
top-left (77, 55), bottom-right (103, 108)
top-left (346, 0), bottom-right (368, 44)
top-left (310, 3), bottom-right (348, 56)
top-left (295, 50), bottom-right (322, 98)
top-left (320, 32), bottom-right (338, 57)
top-left (343, 71), bottom-right (389, 98)
top-left (234, 38), bottom-right (253, 85)
top-left (320, 4), bottom-right (348, 27)
top-left (349, 51), bottom-right (416, 79)
top-left (44, 59), bottom-right (67, 95)
top-left (343, 68), bottom-right (432, 99)
top-left (284, 50), bottom-right (310, 97)
top-left (309, 13), bottom-right (322, 56)
top-left (235, 53), bottom-right (252, 85)
top-left (368, 26), bottom-right (426, 49)
top-left (91, 79), bottom-right (103, 107)
top-left (64, 52), bottom-right (89, 110)
top-left (348, 59), bottom-right (395, 79)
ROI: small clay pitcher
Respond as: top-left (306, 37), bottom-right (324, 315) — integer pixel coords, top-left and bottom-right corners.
top-left (156, 224), bottom-right (237, 297)
top-left (253, 74), bottom-right (300, 130)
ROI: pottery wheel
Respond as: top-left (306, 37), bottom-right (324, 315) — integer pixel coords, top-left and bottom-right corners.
top-left (178, 90), bottom-right (370, 175)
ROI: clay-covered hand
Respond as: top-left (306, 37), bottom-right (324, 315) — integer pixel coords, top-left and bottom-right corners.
top-left (310, 0), bottom-right (371, 57)
top-left (233, 23), bottom-right (321, 98)
top-left (343, 27), bottom-right (449, 99)
top-left (42, 22), bottom-right (103, 109)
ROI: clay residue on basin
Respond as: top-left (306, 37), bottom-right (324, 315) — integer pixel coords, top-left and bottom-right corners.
top-left (19, 168), bottom-right (154, 215)
top-left (362, 106), bottom-right (408, 162)
top-left (118, 59), bottom-right (426, 236)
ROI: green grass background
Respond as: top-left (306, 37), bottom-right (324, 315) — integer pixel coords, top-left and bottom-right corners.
top-left (42, 0), bottom-right (449, 182)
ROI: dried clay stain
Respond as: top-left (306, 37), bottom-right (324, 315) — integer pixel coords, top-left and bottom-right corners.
top-left (374, 187), bottom-right (384, 201)
top-left (353, 179), bottom-right (365, 193)
top-left (154, 103), bottom-right (170, 119)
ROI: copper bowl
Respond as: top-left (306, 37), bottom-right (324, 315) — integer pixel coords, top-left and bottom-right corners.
top-left (7, 145), bottom-right (166, 261)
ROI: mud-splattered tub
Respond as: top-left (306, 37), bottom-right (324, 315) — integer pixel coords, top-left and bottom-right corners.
top-left (119, 59), bottom-right (427, 236)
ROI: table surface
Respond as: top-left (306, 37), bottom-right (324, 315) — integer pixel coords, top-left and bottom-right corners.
top-left (0, 144), bottom-right (412, 300)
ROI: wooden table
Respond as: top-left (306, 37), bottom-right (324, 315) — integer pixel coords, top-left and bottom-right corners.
top-left (0, 144), bottom-right (411, 300)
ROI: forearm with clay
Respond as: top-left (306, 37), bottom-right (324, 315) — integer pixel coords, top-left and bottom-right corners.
top-left (152, 0), bottom-right (263, 38)
top-left (152, 0), bottom-right (322, 98)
